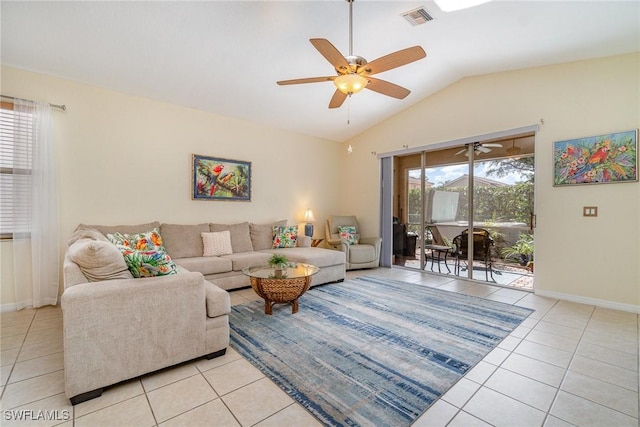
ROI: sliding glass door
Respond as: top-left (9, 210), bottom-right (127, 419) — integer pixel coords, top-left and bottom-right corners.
top-left (390, 134), bottom-right (535, 290)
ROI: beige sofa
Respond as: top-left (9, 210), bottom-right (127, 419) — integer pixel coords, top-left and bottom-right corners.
top-left (61, 220), bottom-right (345, 405)
top-left (159, 221), bottom-right (346, 290)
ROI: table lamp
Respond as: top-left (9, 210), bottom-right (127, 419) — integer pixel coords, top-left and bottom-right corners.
top-left (303, 209), bottom-right (316, 237)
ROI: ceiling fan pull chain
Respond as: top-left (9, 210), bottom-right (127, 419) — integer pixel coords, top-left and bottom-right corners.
top-left (347, 96), bottom-right (351, 125)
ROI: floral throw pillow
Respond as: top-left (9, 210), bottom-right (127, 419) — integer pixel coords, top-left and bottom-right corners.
top-left (107, 228), bottom-right (177, 278)
top-left (338, 225), bottom-right (359, 245)
top-left (272, 225), bottom-right (298, 249)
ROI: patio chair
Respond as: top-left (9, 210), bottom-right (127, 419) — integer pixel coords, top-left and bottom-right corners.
top-left (451, 228), bottom-right (495, 281)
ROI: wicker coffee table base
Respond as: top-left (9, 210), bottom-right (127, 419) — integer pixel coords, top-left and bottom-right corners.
top-left (250, 276), bottom-right (312, 315)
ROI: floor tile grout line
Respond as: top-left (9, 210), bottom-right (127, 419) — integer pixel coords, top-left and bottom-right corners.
top-left (441, 280), bottom-right (534, 426)
top-left (0, 309), bottom-right (37, 402)
top-left (195, 370), bottom-right (245, 426)
top-left (4, 271), bottom-right (638, 427)
top-left (140, 375), bottom-right (160, 426)
top-left (541, 303), bottom-right (604, 426)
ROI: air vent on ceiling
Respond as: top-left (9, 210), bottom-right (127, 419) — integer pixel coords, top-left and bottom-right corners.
top-left (401, 7), bottom-right (434, 26)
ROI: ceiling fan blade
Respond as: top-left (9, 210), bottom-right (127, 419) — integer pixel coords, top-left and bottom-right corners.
top-left (358, 46), bottom-right (426, 76)
top-left (310, 38), bottom-right (350, 73)
top-left (455, 148), bottom-right (467, 156)
top-left (329, 90), bottom-right (348, 109)
top-left (366, 77), bottom-right (410, 99)
top-left (476, 146), bottom-right (491, 153)
top-left (483, 143), bottom-right (503, 148)
top-left (277, 76), bottom-right (335, 86)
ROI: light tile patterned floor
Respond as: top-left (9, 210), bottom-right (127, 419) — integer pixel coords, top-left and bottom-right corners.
top-left (1, 268), bottom-right (638, 426)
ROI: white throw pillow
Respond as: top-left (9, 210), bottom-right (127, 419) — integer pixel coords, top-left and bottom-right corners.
top-left (202, 231), bottom-right (233, 257)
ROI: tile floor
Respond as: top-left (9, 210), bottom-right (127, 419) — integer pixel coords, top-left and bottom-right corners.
top-left (1, 268), bottom-right (638, 426)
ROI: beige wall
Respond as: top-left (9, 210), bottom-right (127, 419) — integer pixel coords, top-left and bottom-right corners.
top-left (2, 53), bottom-right (639, 311)
top-left (0, 66), bottom-right (342, 308)
top-left (342, 53), bottom-right (640, 310)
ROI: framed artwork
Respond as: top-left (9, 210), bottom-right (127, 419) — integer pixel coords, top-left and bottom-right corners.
top-left (553, 129), bottom-right (638, 186)
top-left (192, 154), bottom-right (251, 201)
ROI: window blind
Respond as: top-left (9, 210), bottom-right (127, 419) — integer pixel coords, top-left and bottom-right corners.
top-left (0, 104), bottom-right (33, 238)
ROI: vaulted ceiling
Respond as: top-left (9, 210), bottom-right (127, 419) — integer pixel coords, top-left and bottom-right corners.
top-left (2, 1), bottom-right (639, 142)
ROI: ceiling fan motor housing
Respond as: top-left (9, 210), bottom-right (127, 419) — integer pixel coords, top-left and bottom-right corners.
top-left (336, 55), bottom-right (368, 75)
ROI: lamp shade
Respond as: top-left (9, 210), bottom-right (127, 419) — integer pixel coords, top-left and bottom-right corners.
top-left (334, 74), bottom-right (368, 95)
top-left (304, 209), bottom-right (316, 223)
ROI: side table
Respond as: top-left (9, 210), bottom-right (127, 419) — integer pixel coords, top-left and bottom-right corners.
top-left (424, 245), bottom-right (451, 274)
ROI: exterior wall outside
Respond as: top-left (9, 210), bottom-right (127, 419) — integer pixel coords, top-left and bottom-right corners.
top-left (342, 53), bottom-right (640, 309)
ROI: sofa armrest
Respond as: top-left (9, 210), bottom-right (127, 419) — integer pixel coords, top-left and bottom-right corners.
top-left (359, 236), bottom-right (382, 258)
top-left (359, 236), bottom-right (382, 247)
top-left (61, 272), bottom-right (207, 399)
top-left (326, 239), bottom-right (350, 263)
top-left (204, 281), bottom-right (231, 317)
top-left (327, 238), bottom-right (348, 250)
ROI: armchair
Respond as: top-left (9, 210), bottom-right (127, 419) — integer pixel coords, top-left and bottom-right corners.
top-left (325, 215), bottom-right (382, 270)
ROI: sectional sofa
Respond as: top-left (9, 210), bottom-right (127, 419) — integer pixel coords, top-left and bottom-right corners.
top-left (61, 220), bottom-right (345, 404)
top-left (158, 220), bottom-right (346, 289)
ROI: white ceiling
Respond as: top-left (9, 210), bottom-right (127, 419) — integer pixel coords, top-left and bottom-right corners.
top-left (2, 1), bottom-right (639, 142)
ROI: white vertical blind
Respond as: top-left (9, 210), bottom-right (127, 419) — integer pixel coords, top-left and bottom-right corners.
top-left (0, 106), bottom-right (33, 237)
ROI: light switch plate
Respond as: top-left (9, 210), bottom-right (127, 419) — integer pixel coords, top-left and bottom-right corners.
top-left (583, 206), bottom-right (598, 217)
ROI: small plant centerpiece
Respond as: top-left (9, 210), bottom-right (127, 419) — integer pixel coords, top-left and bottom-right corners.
top-left (268, 254), bottom-right (290, 278)
top-left (501, 233), bottom-right (534, 268)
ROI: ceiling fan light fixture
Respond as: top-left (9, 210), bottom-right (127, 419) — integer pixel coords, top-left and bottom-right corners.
top-left (334, 73), bottom-right (368, 95)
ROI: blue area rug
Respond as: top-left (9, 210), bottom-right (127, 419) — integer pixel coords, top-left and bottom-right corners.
top-left (229, 276), bottom-right (533, 427)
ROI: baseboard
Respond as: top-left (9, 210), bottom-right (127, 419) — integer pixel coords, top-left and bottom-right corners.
top-left (1, 302), bottom-right (20, 313)
top-left (535, 289), bottom-right (640, 314)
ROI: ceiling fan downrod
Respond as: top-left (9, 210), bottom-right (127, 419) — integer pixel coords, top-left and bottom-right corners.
top-left (348, 0), bottom-right (354, 57)
top-left (344, 0), bottom-right (367, 75)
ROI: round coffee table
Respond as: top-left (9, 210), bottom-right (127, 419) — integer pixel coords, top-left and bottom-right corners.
top-left (242, 263), bottom-right (319, 315)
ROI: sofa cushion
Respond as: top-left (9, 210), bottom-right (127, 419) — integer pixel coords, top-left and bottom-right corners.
top-left (106, 229), bottom-right (178, 278)
top-left (173, 256), bottom-right (233, 276)
top-left (261, 247), bottom-right (345, 268)
top-left (250, 220), bottom-right (286, 251)
top-left (202, 231), bottom-right (233, 256)
top-left (68, 228), bottom-right (110, 246)
top-left (68, 238), bottom-right (133, 282)
top-left (204, 281), bottom-right (231, 318)
top-left (220, 252), bottom-right (272, 271)
top-left (161, 223), bottom-right (209, 259)
top-left (79, 221), bottom-right (161, 237)
top-left (272, 225), bottom-right (298, 248)
top-left (210, 222), bottom-right (253, 253)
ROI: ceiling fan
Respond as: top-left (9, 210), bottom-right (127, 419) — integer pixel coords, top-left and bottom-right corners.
top-left (455, 141), bottom-right (503, 156)
top-left (276, 0), bottom-right (426, 109)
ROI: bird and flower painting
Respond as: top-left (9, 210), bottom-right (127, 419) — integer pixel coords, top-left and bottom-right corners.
top-left (553, 130), bottom-right (637, 186)
top-left (192, 154), bottom-right (251, 201)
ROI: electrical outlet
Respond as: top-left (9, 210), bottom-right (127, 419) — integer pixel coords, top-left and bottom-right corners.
top-left (583, 206), bottom-right (598, 217)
